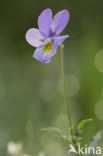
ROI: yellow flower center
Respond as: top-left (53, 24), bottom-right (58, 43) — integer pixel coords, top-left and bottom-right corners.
top-left (43, 41), bottom-right (52, 53)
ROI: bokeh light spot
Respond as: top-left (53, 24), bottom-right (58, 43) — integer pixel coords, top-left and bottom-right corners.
top-left (95, 49), bottom-right (103, 73)
top-left (7, 141), bottom-right (22, 155)
top-left (38, 151), bottom-right (46, 156)
top-left (95, 99), bottom-right (103, 120)
top-left (58, 74), bottom-right (80, 97)
top-left (38, 81), bottom-right (57, 102)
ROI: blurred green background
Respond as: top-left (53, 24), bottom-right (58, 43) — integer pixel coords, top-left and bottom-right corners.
top-left (0, 0), bottom-right (103, 155)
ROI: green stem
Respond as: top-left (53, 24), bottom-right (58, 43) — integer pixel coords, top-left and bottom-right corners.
top-left (60, 44), bottom-right (74, 137)
top-left (60, 44), bottom-right (72, 127)
top-left (60, 44), bottom-right (78, 156)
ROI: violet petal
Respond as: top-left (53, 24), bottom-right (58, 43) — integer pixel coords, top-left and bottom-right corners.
top-left (33, 45), bottom-right (57, 63)
top-left (52, 35), bottom-right (69, 47)
top-left (33, 47), bottom-right (51, 63)
top-left (51, 10), bottom-right (69, 36)
top-left (38, 8), bottom-right (52, 37)
top-left (26, 28), bottom-right (44, 47)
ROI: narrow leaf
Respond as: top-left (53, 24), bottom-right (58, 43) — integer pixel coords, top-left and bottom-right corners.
top-left (78, 119), bottom-right (93, 131)
top-left (41, 127), bottom-right (70, 141)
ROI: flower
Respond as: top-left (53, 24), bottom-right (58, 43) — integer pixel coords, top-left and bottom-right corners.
top-left (26, 8), bottom-right (69, 63)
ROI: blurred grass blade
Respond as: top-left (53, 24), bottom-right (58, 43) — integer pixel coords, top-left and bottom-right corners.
top-left (41, 127), bottom-right (70, 141)
top-left (78, 119), bottom-right (93, 131)
top-left (90, 130), bottom-right (103, 147)
top-left (87, 130), bottom-right (103, 155)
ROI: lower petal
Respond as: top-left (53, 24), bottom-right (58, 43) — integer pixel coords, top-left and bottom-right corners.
top-left (49, 46), bottom-right (56, 57)
top-left (33, 45), bottom-right (57, 63)
top-left (33, 47), bottom-right (51, 63)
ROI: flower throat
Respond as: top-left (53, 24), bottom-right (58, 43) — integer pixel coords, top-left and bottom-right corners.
top-left (43, 42), bottom-right (52, 53)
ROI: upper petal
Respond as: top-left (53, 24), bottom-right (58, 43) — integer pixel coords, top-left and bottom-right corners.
top-left (52, 35), bottom-right (69, 47)
top-left (25, 28), bottom-right (44, 47)
top-left (51, 10), bottom-right (69, 36)
top-left (38, 8), bottom-right (52, 37)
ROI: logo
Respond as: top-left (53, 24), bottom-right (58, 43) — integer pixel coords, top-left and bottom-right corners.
top-left (69, 144), bottom-right (101, 155)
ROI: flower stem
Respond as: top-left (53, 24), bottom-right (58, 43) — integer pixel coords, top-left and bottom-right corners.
top-left (60, 44), bottom-right (74, 138)
top-left (60, 44), bottom-right (72, 127)
top-left (60, 44), bottom-right (79, 156)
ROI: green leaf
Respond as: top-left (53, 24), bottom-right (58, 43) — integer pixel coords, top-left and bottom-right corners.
top-left (41, 127), bottom-right (70, 142)
top-left (78, 119), bottom-right (93, 131)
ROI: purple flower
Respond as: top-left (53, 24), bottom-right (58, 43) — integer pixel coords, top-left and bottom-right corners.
top-left (26, 9), bottom-right (69, 63)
